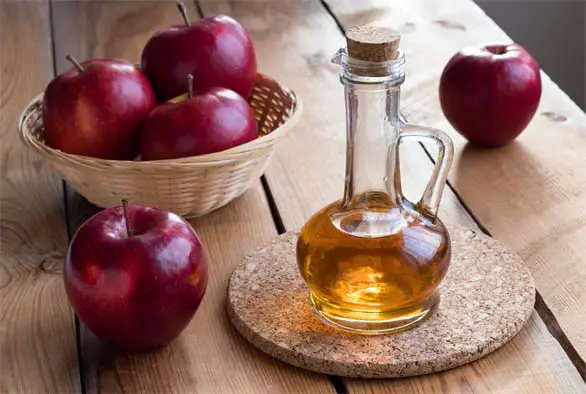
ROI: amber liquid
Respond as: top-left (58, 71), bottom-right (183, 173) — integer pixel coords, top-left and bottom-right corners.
top-left (297, 192), bottom-right (451, 334)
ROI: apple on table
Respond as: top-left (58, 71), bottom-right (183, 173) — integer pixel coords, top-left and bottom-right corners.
top-left (439, 43), bottom-right (542, 148)
top-left (64, 200), bottom-right (208, 350)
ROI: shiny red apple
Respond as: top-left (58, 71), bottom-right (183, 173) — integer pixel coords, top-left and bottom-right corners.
top-left (140, 2), bottom-right (257, 102)
top-left (64, 201), bottom-right (208, 350)
top-left (140, 75), bottom-right (258, 160)
top-left (439, 43), bottom-right (542, 147)
top-left (43, 55), bottom-right (156, 160)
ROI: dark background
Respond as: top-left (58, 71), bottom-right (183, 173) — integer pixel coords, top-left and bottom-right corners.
top-left (476, 0), bottom-right (586, 110)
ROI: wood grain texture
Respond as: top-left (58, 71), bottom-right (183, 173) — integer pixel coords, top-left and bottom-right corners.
top-left (0, 2), bottom-right (80, 393)
top-left (68, 186), bottom-right (331, 394)
top-left (51, 1), bottom-right (333, 392)
top-left (198, 0), bottom-right (586, 392)
top-left (326, 0), bottom-right (586, 368)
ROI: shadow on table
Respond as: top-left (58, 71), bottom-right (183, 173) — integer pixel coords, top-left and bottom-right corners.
top-left (453, 139), bottom-right (556, 212)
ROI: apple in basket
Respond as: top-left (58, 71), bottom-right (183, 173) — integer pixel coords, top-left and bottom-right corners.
top-left (42, 55), bottom-right (156, 160)
top-left (64, 200), bottom-right (208, 350)
top-left (141, 1), bottom-right (257, 102)
top-left (140, 74), bottom-right (258, 161)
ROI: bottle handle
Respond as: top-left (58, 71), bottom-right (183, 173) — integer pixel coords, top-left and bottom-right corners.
top-left (392, 121), bottom-right (454, 220)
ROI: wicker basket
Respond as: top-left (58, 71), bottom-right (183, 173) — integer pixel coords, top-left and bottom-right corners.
top-left (18, 73), bottom-right (302, 218)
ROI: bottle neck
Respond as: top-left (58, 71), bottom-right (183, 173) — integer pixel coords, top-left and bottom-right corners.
top-left (331, 48), bottom-right (406, 209)
top-left (342, 82), bottom-right (402, 209)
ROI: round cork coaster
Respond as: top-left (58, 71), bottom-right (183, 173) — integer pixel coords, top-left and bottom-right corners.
top-left (227, 227), bottom-right (535, 378)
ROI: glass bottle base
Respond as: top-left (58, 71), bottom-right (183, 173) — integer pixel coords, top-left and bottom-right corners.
top-left (309, 291), bottom-right (439, 335)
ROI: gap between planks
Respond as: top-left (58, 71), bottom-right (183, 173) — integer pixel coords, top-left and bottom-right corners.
top-left (44, 0), bottom-right (585, 390)
top-left (260, 177), bottom-right (347, 391)
top-left (316, 0), bottom-right (586, 385)
top-left (47, 0), bottom-right (88, 389)
top-left (260, 174), bottom-right (349, 392)
top-left (48, 0), bottom-right (340, 392)
top-left (194, 0), bottom-right (342, 389)
top-left (195, 0), bottom-right (582, 388)
top-left (410, 119), bottom-right (586, 382)
top-left (195, 2), bottom-right (347, 392)
top-left (318, 0), bottom-right (586, 383)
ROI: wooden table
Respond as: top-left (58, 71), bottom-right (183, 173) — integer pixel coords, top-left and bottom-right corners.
top-left (2, 0), bottom-right (586, 392)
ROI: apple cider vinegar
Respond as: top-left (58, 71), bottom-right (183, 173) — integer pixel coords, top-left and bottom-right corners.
top-left (297, 193), bottom-right (451, 333)
top-left (296, 26), bottom-right (454, 334)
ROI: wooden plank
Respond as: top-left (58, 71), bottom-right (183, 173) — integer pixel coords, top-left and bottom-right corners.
top-left (0, 2), bottom-right (80, 393)
top-left (50, 1), bottom-right (333, 392)
top-left (326, 0), bottom-right (586, 367)
top-left (198, 0), bottom-right (586, 392)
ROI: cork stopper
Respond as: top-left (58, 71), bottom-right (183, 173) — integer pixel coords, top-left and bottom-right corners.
top-left (346, 25), bottom-right (401, 62)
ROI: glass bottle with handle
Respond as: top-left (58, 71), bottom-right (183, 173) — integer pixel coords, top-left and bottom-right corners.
top-left (296, 25), bottom-right (454, 334)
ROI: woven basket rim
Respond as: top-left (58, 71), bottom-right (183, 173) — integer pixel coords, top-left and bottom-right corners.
top-left (18, 73), bottom-right (302, 169)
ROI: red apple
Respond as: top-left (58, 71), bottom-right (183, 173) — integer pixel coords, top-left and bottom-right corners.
top-left (439, 43), bottom-right (542, 147)
top-left (43, 55), bottom-right (156, 160)
top-left (64, 201), bottom-right (208, 350)
top-left (140, 76), bottom-right (258, 160)
top-left (140, 2), bottom-right (257, 102)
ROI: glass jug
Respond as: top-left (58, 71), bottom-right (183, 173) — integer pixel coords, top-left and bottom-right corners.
top-left (296, 26), bottom-right (454, 334)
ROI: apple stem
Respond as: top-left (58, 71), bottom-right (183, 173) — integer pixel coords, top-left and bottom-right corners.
top-left (121, 199), bottom-right (133, 238)
top-left (187, 74), bottom-right (194, 99)
top-left (65, 54), bottom-right (84, 73)
top-left (176, 1), bottom-right (190, 26)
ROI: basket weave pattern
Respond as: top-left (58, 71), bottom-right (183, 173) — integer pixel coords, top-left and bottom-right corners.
top-left (19, 74), bottom-right (301, 218)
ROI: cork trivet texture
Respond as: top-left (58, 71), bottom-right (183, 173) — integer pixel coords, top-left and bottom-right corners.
top-left (226, 226), bottom-right (536, 378)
